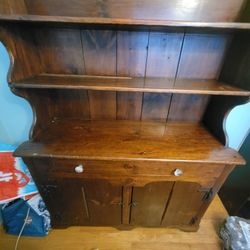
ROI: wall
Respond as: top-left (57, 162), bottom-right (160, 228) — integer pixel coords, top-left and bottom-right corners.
top-left (226, 102), bottom-right (250, 150)
top-left (0, 42), bottom-right (32, 146)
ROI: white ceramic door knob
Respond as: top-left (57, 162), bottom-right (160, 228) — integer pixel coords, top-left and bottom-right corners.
top-left (75, 164), bottom-right (84, 173)
top-left (173, 168), bottom-right (183, 176)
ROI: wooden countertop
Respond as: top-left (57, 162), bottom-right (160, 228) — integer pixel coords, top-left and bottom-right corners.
top-left (15, 120), bottom-right (245, 165)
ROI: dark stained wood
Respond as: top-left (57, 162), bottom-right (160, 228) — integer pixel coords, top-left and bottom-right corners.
top-left (146, 32), bottom-right (184, 78)
top-left (47, 159), bottom-right (225, 187)
top-left (116, 31), bottom-right (148, 119)
top-left (122, 186), bottom-right (133, 225)
top-left (117, 31), bottom-right (148, 77)
top-left (168, 32), bottom-right (230, 123)
top-left (52, 89), bottom-right (90, 120)
top-left (14, 120), bottom-right (245, 165)
top-left (1, 15), bottom-right (250, 30)
top-left (168, 94), bottom-right (210, 122)
top-left (161, 182), bottom-right (204, 227)
top-left (35, 28), bottom-right (85, 74)
top-left (141, 93), bottom-right (171, 121)
top-left (130, 182), bottom-right (173, 226)
top-left (117, 92), bottom-right (142, 120)
top-left (177, 33), bottom-right (230, 79)
top-left (88, 90), bottom-right (116, 120)
top-left (82, 30), bottom-right (117, 120)
top-left (1, 0), bottom-right (249, 232)
top-left (0, 0), bottom-right (27, 15)
top-left (82, 179), bottom-right (122, 226)
top-left (24, 158), bottom-right (90, 227)
top-left (142, 31), bottom-right (182, 121)
top-left (1, 0), bottom-right (246, 23)
top-left (81, 30), bottom-right (116, 76)
top-left (11, 74), bottom-right (250, 96)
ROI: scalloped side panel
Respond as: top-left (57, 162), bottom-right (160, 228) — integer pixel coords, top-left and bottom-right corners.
top-left (202, 95), bottom-right (250, 147)
top-left (0, 24), bottom-right (44, 139)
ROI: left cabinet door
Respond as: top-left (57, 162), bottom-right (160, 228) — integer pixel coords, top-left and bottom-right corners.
top-left (26, 159), bottom-right (123, 228)
top-left (40, 179), bottom-right (90, 227)
top-left (39, 178), bottom-right (123, 227)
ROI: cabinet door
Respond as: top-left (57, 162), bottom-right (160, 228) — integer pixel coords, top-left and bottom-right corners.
top-left (40, 178), bottom-right (122, 227)
top-left (82, 179), bottom-right (123, 226)
top-left (41, 179), bottom-right (90, 227)
top-left (130, 182), bottom-right (174, 226)
top-left (130, 181), bottom-right (206, 228)
top-left (161, 182), bottom-right (204, 227)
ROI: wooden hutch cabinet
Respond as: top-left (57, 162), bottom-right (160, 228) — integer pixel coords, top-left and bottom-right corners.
top-left (0, 0), bottom-right (249, 231)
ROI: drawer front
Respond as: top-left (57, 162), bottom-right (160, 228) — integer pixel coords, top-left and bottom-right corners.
top-left (49, 159), bottom-right (225, 186)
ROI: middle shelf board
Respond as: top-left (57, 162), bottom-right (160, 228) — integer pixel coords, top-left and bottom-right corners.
top-left (14, 119), bottom-right (245, 165)
top-left (11, 74), bottom-right (250, 96)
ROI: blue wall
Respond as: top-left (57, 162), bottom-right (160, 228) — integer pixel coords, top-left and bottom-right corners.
top-left (0, 42), bottom-right (249, 148)
top-left (0, 42), bottom-right (32, 146)
top-left (226, 103), bottom-right (250, 150)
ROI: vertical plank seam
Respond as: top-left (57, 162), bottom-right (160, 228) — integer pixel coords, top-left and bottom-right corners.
top-left (122, 186), bottom-right (133, 225)
top-left (79, 29), bottom-right (87, 74)
top-left (115, 30), bottom-right (118, 120)
top-left (160, 182), bottom-right (176, 225)
top-left (81, 186), bottom-right (90, 219)
top-left (173, 30), bottom-right (186, 85)
top-left (166, 31), bottom-right (186, 122)
top-left (140, 31), bottom-right (151, 120)
top-left (129, 186), bottom-right (134, 224)
top-left (80, 29), bottom-right (91, 120)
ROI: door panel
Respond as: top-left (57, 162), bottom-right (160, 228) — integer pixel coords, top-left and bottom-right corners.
top-left (40, 179), bottom-right (90, 227)
top-left (83, 179), bottom-right (123, 226)
top-left (39, 178), bottom-right (122, 227)
top-left (162, 182), bottom-right (204, 226)
top-left (130, 182), bottom-right (174, 226)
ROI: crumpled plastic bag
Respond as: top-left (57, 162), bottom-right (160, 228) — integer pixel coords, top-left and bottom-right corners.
top-left (220, 216), bottom-right (250, 250)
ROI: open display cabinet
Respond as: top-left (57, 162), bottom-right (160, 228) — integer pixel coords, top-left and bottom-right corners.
top-left (0, 0), bottom-right (250, 231)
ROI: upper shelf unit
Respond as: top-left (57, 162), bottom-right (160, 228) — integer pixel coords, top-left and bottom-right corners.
top-left (11, 74), bottom-right (250, 96)
top-left (0, 0), bottom-right (250, 30)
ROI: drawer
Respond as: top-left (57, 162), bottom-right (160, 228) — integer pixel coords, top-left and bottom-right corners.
top-left (49, 159), bottom-right (225, 185)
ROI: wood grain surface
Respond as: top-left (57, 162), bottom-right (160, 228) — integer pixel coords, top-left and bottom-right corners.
top-left (14, 120), bottom-right (245, 165)
top-left (12, 74), bottom-right (250, 96)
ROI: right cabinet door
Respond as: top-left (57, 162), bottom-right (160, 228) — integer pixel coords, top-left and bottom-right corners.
top-left (130, 181), bottom-right (205, 228)
top-left (161, 182), bottom-right (205, 227)
top-left (130, 181), bottom-right (174, 226)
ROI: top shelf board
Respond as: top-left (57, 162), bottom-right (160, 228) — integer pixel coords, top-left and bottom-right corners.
top-left (0, 15), bottom-right (250, 30)
top-left (11, 74), bottom-right (250, 96)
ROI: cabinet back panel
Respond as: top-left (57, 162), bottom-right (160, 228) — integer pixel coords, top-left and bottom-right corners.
top-left (30, 28), bottom-right (230, 124)
top-left (33, 28), bottom-right (230, 80)
top-left (35, 28), bottom-right (85, 74)
top-left (177, 33), bottom-right (230, 79)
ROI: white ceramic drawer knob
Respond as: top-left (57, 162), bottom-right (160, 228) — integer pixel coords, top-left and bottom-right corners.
top-left (75, 164), bottom-right (84, 173)
top-left (173, 168), bottom-right (183, 176)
